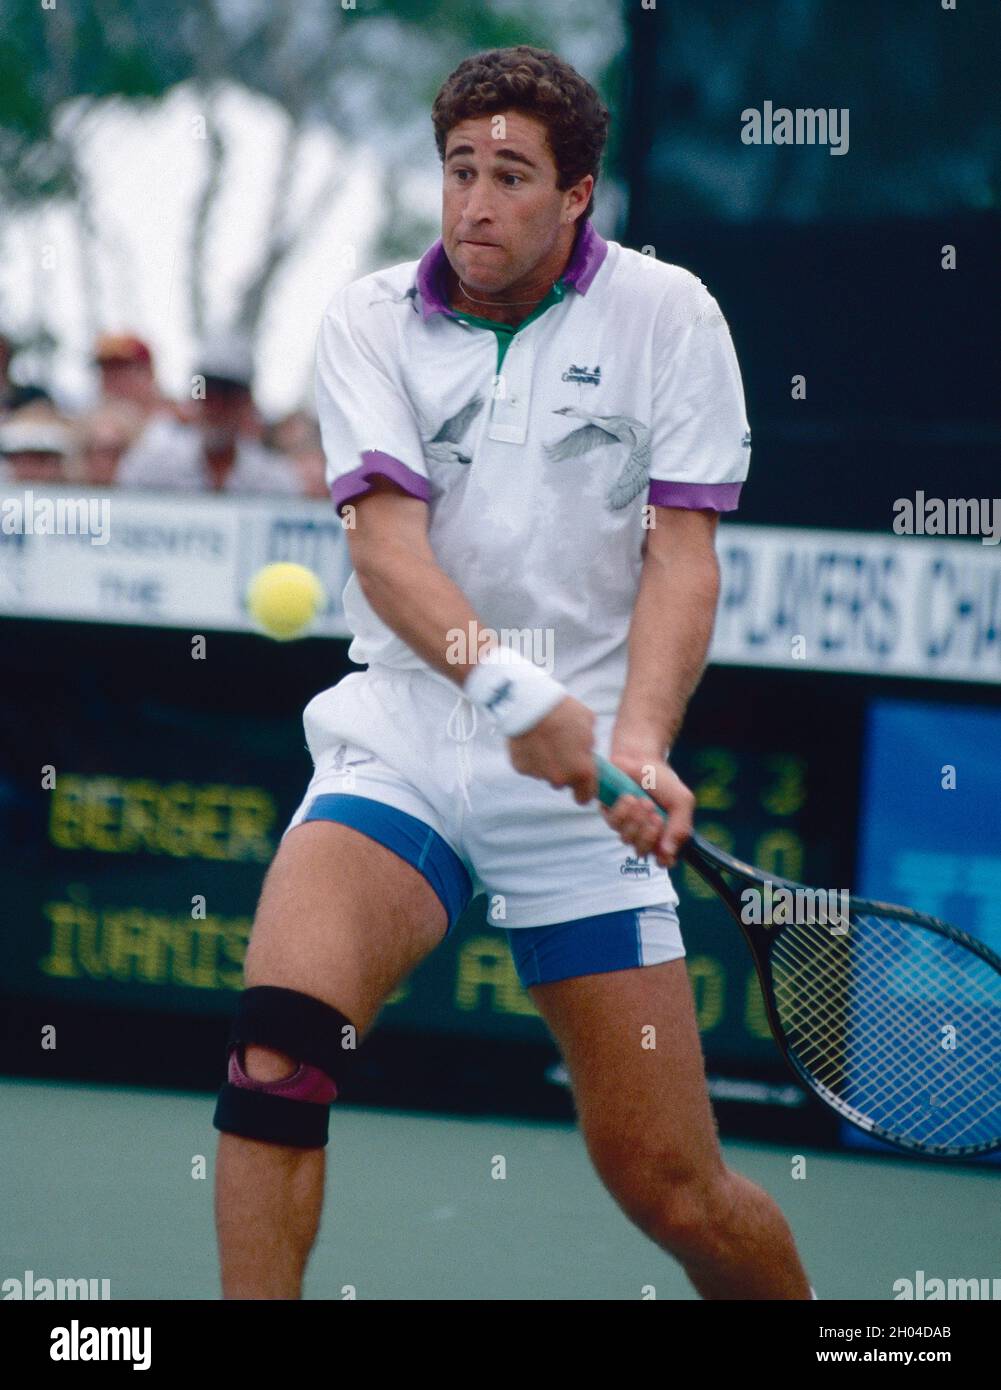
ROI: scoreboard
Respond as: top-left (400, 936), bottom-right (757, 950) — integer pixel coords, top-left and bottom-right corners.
top-left (2, 621), bottom-right (852, 1057)
top-left (2, 611), bottom-right (998, 1144)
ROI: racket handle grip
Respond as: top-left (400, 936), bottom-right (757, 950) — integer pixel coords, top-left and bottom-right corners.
top-left (594, 754), bottom-right (667, 821)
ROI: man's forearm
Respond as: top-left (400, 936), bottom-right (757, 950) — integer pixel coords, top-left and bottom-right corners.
top-left (356, 545), bottom-right (490, 688)
top-left (613, 545), bottom-right (720, 757)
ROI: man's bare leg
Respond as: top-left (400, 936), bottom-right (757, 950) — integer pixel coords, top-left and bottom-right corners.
top-left (215, 819), bottom-right (448, 1299)
top-left (530, 958), bottom-right (813, 1299)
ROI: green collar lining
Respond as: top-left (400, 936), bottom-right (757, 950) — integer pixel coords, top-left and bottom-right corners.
top-left (448, 280), bottom-right (567, 372)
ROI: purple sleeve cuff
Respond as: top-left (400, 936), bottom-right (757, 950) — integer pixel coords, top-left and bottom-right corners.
top-left (648, 479), bottom-right (743, 511)
top-left (330, 450), bottom-right (431, 515)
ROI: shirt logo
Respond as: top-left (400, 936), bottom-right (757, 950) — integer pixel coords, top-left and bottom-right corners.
top-left (485, 679), bottom-right (514, 713)
top-left (331, 743), bottom-right (375, 771)
top-left (619, 855), bottom-right (652, 878)
top-left (561, 363), bottom-right (602, 386)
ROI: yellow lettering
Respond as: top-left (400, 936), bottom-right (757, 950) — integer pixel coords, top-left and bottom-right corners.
top-left (228, 788), bottom-right (276, 862)
top-left (190, 921), bottom-right (222, 987)
top-left (161, 783), bottom-right (197, 857)
top-left (76, 904), bottom-right (107, 979)
top-left (217, 920), bottom-right (251, 989)
top-left (455, 937), bottom-right (538, 1016)
top-left (47, 774), bottom-right (278, 861)
top-left (38, 897), bottom-right (252, 991)
top-left (105, 907), bottom-right (150, 980)
top-left (691, 748), bottom-right (738, 811)
top-left (687, 955), bottom-right (725, 1031)
top-left (760, 754), bottom-right (807, 817)
top-left (753, 829), bottom-right (804, 882)
top-left (88, 779), bottom-right (127, 851)
top-left (48, 776), bottom-right (87, 849)
top-left (121, 780), bottom-right (162, 854)
top-left (39, 901), bottom-right (82, 977)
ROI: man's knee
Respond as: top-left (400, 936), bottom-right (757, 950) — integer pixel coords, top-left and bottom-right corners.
top-left (213, 985), bottom-right (358, 1149)
top-left (244, 1044), bottom-right (299, 1082)
top-left (588, 1128), bottom-right (727, 1250)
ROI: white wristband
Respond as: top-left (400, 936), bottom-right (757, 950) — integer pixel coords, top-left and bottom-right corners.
top-left (463, 647), bottom-right (567, 737)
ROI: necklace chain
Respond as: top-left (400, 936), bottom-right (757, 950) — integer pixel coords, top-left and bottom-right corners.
top-left (457, 277), bottom-right (557, 308)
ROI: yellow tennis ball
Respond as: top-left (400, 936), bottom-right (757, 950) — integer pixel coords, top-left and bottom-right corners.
top-left (246, 562), bottom-right (325, 641)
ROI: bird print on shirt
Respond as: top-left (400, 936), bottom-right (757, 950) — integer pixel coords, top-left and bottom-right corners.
top-left (544, 406), bottom-right (652, 510)
top-left (331, 743), bottom-right (375, 772)
top-left (372, 286), bottom-right (420, 313)
top-left (423, 394), bottom-right (485, 467)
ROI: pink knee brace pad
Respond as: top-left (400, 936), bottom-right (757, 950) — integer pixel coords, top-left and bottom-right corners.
top-left (227, 1045), bottom-right (338, 1105)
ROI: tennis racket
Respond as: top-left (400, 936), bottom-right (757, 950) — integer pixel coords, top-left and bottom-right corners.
top-left (595, 754), bottom-right (1001, 1160)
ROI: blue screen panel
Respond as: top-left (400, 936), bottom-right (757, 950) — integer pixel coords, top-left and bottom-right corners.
top-left (845, 697), bottom-right (1001, 1162)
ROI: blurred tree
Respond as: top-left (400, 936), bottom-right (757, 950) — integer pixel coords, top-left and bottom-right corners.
top-left (0, 0), bottom-right (624, 378)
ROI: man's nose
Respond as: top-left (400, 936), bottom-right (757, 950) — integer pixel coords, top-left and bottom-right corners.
top-left (460, 180), bottom-right (496, 225)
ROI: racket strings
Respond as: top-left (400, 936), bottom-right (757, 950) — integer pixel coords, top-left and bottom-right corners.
top-left (774, 925), bottom-right (998, 1122)
top-left (782, 920), bottom-right (1000, 1097)
top-left (768, 911), bottom-right (1001, 1154)
top-left (774, 928), bottom-right (998, 1149)
top-left (774, 917), bottom-right (997, 1082)
top-left (777, 927), bottom-right (997, 1103)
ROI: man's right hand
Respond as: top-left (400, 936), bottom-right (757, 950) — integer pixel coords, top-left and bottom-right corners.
top-left (506, 696), bottom-right (597, 804)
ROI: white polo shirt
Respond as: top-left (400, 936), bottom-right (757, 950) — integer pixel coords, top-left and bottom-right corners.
top-left (316, 219), bottom-right (750, 713)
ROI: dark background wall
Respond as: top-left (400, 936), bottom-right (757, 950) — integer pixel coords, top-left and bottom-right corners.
top-left (618, 0), bottom-right (1000, 531)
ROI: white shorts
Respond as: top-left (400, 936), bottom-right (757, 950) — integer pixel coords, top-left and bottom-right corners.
top-left (285, 665), bottom-right (684, 939)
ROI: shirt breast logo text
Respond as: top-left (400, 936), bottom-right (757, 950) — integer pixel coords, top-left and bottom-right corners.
top-left (561, 364), bottom-right (602, 386)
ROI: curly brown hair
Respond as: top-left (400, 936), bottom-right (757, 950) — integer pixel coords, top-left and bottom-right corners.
top-left (431, 46), bottom-right (610, 221)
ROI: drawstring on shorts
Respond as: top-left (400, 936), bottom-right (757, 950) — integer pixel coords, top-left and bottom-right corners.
top-left (445, 692), bottom-right (478, 816)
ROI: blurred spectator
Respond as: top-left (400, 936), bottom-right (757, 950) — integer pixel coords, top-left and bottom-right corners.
top-left (117, 333), bottom-right (303, 495)
top-left (8, 384), bottom-right (55, 412)
top-left (0, 332), bottom-right (14, 418)
top-left (268, 409), bottom-right (327, 499)
top-left (93, 334), bottom-right (164, 420)
top-left (0, 406), bottom-right (73, 484)
top-left (0, 331), bottom-right (54, 419)
top-left (76, 400), bottom-right (146, 488)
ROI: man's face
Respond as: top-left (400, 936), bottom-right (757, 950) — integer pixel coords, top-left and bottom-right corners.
top-left (442, 110), bottom-right (589, 293)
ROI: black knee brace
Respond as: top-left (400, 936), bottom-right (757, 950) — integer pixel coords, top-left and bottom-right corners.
top-left (213, 986), bottom-right (357, 1148)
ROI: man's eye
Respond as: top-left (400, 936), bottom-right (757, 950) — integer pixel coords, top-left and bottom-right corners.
top-left (502, 174), bottom-right (521, 186)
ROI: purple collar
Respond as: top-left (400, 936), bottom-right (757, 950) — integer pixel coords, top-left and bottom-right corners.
top-left (415, 219), bottom-right (608, 321)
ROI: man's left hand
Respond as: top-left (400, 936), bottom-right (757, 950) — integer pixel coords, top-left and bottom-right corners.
top-left (598, 748), bottom-right (694, 868)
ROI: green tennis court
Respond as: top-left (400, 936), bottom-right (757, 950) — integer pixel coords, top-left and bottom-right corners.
top-left (4, 1078), bottom-right (997, 1300)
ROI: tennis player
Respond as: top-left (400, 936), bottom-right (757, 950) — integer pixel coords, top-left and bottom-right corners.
top-left (213, 45), bottom-right (816, 1301)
